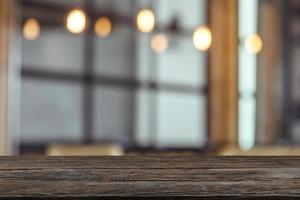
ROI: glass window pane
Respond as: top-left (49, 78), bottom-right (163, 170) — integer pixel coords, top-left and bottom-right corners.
top-left (238, 0), bottom-right (258, 94)
top-left (239, 48), bottom-right (258, 95)
top-left (22, 30), bottom-right (84, 73)
top-left (156, 91), bottom-right (207, 148)
top-left (135, 89), bottom-right (153, 146)
top-left (93, 26), bottom-right (135, 78)
top-left (157, 0), bottom-right (206, 29)
top-left (93, 86), bottom-right (134, 143)
top-left (157, 39), bottom-right (206, 86)
top-left (238, 97), bottom-right (256, 150)
top-left (135, 0), bottom-right (207, 86)
top-left (238, 0), bottom-right (258, 150)
top-left (93, 0), bottom-right (135, 78)
top-left (155, 0), bottom-right (207, 86)
top-left (20, 79), bottom-right (83, 143)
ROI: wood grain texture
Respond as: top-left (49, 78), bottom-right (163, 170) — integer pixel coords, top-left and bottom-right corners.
top-left (0, 156), bottom-right (300, 199)
top-left (208, 0), bottom-right (238, 148)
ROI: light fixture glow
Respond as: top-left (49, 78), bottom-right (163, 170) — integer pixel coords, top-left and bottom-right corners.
top-left (193, 26), bottom-right (212, 51)
top-left (151, 34), bottom-right (168, 53)
top-left (95, 17), bottom-right (112, 38)
top-left (244, 34), bottom-right (263, 54)
top-left (137, 9), bottom-right (155, 33)
top-left (66, 9), bottom-right (87, 34)
top-left (23, 18), bottom-right (40, 40)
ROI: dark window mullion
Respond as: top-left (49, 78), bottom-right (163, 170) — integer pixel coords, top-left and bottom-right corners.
top-left (82, 0), bottom-right (95, 144)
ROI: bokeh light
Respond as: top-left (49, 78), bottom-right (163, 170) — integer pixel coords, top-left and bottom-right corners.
top-left (244, 34), bottom-right (263, 54)
top-left (66, 9), bottom-right (87, 34)
top-left (151, 34), bottom-right (168, 53)
top-left (23, 18), bottom-right (40, 40)
top-left (137, 9), bottom-right (155, 33)
top-left (193, 26), bottom-right (212, 51)
top-left (95, 17), bottom-right (112, 38)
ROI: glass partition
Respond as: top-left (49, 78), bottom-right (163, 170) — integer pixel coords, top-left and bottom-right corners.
top-left (14, 0), bottom-right (210, 154)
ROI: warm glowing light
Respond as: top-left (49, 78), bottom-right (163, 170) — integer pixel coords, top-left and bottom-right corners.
top-left (193, 26), bottom-right (212, 51)
top-left (23, 18), bottom-right (40, 40)
top-left (66, 9), bottom-right (87, 34)
top-left (137, 9), bottom-right (155, 33)
top-left (151, 34), bottom-right (168, 53)
top-left (244, 34), bottom-right (263, 54)
top-left (94, 17), bottom-right (112, 38)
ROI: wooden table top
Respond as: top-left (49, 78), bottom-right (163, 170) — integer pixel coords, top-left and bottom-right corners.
top-left (0, 156), bottom-right (300, 199)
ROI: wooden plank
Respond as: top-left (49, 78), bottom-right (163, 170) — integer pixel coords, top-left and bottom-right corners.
top-left (0, 0), bottom-right (12, 155)
top-left (1, 157), bottom-right (300, 199)
top-left (208, 0), bottom-right (238, 148)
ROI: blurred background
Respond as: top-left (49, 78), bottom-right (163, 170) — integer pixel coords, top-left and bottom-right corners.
top-left (0, 0), bottom-right (299, 156)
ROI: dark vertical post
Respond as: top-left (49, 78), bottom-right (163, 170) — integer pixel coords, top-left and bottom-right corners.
top-left (82, 0), bottom-right (95, 144)
top-left (208, 0), bottom-right (238, 148)
top-left (281, 0), bottom-right (293, 143)
top-left (129, 0), bottom-right (137, 147)
top-left (148, 2), bottom-right (158, 148)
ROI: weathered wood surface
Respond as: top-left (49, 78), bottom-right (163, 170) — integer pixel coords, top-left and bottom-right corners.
top-left (0, 156), bottom-right (300, 199)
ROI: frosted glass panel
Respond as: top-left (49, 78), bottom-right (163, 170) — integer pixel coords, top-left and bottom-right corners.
top-left (22, 30), bottom-right (84, 73)
top-left (239, 0), bottom-right (258, 36)
top-left (135, 34), bottom-right (152, 82)
top-left (156, 92), bottom-right (206, 148)
top-left (238, 98), bottom-right (256, 150)
top-left (93, 86), bottom-right (133, 142)
top-left (93, 0), bottom-right (135, 78)
top-left (21, 80), bottom-right (83, 143)
top-left (135, 89), bottom-right (153, 146)
top-left (157, 39), bottom-right (206, 86)
top-left (157, 0), bottom-right (206, 29)
top-left (238, 0), bottom-right (258, 149)
top-left (155, 0), bottom-right (207, 86)
top-left (93, 25), bottom-right (135, 78)
top-left (239, 47), bottom-right (257, 94)
top-left (238, 0), bottom-right (258, 94)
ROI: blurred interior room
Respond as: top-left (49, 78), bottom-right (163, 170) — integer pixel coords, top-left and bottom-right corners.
top-left (0, 0), bottom-right (300, 156)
